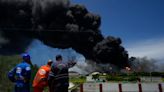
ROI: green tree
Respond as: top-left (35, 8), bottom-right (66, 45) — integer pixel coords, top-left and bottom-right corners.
top-left (92, 74), bottom-right (99, 80)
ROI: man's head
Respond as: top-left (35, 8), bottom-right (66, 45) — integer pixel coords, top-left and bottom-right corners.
top-left (56, 55), bottom-right (62, 62)
top-left (22, 53), bottom-right (32, 65)
top-left (47, 59), bottom-right (53, 66)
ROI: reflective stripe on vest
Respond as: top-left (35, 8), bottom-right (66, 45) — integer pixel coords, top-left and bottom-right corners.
top-left (54, 74), bottom-right (68, 80)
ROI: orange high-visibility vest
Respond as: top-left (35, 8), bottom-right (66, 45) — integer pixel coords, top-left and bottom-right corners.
top-left (33, 65), bottom-right (51, 88)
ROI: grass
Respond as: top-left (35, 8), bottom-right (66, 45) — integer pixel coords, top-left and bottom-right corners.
top-left (69, 76), bottom-right (86, 84)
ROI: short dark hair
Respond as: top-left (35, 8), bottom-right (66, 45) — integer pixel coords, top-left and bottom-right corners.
top-left (56, 55), bottom-right (62, 60)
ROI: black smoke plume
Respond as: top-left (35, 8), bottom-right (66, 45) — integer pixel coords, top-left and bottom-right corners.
top-left (0, 0), bottom-right (129, 68)
top-left (93, 36), bottom-right (129, 68)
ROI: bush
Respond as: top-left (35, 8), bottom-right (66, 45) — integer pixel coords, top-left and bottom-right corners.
top-left (69, 76), bottom-right (86, 84)
top-left (106, 75), bottom-right (124, 81)
top-left (128, 76), bottom-right (138, 81)
top-left (92, 74), bottom-right (99, 80)
top-left (106, 74), bottom-right (138, 82)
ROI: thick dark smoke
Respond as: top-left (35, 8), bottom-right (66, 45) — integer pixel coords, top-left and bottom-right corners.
top-left (0, 31), bottom-right (9, 47)
top-left (0, 31), bottom-right (32, 55)
top-left (0, 0), bottom-right (129, 68)
top-left (0, 0), bottom-right (33, 54)
top-left (93, 36), bottom-right (129, 67)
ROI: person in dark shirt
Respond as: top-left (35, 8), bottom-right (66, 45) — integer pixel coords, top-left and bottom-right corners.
top-left (48, 55), bottom-right (76, 92)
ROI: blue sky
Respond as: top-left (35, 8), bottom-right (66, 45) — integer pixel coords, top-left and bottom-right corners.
top-left (27, 0), bottom-right (164, 66)
top-left (72, 0), bottom-right (164, 43)
top-left (27, 40), bottom-right (85, 66)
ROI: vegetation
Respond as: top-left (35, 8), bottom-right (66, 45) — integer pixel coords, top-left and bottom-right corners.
top-left (69, 76), bottom-right (86, 92)
top-left (119, 72), bottom-right (164, 77)
top-left (93, 72), bottom-right (164, 82)
top-left (100, 74), bottom-right (139, 82)
top-left (69, 76), bottom-right (86, 84)
top-left (92, 74), bottom-right (100, 80)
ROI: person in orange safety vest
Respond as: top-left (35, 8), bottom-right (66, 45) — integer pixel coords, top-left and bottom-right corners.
top-left (33, 60), bottom-right (53, 92)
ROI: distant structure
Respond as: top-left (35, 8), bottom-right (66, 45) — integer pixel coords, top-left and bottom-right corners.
top-left (69, 71), bottom-right (80, 78)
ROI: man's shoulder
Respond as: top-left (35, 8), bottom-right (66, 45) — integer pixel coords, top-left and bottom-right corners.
top-left (17, 62), bottom-right (31, 69)
top-left (52, 61), bottom-right (66, 66)
top-left (16, 62), bottom-right (24, 67)
top-left (23, 62), bottom-right (31, 67)
top-left (15, 62), bottom-right (31, 72)
top-left (51, 62), bottom-right (58, 66)
top-left (41, 65), bottom-right (50, 69)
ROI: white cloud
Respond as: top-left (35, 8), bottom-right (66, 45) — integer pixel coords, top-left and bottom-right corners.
top-left (126, 37), bottom-right (164, 61)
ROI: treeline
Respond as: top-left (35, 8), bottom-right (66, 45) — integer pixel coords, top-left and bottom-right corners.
top-left (106, 72), bottom-right (164, 82)
top-left (118, 72), bottom-right (164, 77)
top-left (92, 72), bottom-right (164, 82)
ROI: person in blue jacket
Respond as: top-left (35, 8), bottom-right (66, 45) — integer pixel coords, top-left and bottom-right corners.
top-left (8, 53), bottom-right (32, 92)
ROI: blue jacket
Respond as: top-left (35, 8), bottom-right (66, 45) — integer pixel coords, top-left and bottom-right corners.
top-left (8, 61), bottom-right (31, 87)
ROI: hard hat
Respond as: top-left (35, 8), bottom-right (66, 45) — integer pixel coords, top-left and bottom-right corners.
top-left (22, 53), bottom-right (30, 59)
top-left (47, 59), bottom-right (53, 65)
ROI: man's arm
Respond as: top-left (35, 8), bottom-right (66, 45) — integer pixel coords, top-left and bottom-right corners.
top-left (8, 67), bottom-right (16, 82)
top-left (67, 61), bottom-right (76, 68)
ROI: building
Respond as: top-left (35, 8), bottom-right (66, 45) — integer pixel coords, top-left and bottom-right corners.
top-left (69, 71), bottom-right (80, 77)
